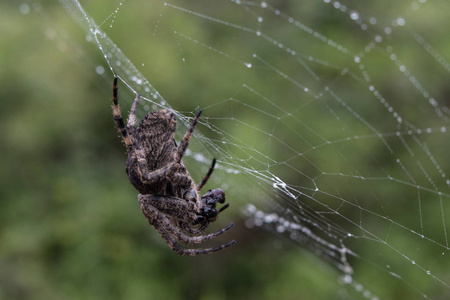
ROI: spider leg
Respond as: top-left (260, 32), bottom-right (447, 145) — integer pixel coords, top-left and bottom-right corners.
top-left (181, 223), bottom-right (205, 235)
top-left (113, 78), bottom-right (153, 179)
top-left (197, 221), bottom-right (210, 232)
top-left (154, 223), bottom-right (236, 256)
top-left (127, 91), bottom-right (140, 134)
top-left (175, 109), bottom-right (202, 163)
top-left (218, 203), bottom-right (230, 213)
top-left (139, 164), bottom-right (192, 189)
top-left (114, 89), bottom-right (151, 181)
top-left (112, 77), bottom-right (132, 148)
top-left (165, 218), bottom-right (234, 244)
top-left (139, 194), bottom-right (198, 223)
top-left (139, 194), bottom-right (234, 242)
top-left (139, 195), bottom-right (235, 256)
top-left (176, 238), bottom-right (235, 256)
top-left (196, 158), bottom-right (216, 192)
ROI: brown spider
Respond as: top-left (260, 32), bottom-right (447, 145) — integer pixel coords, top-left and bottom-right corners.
top-left (111, 77), bottom-right (235, 255)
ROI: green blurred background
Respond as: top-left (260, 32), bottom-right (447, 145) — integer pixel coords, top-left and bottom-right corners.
top-left (1, 0), bottom-right (450, 299)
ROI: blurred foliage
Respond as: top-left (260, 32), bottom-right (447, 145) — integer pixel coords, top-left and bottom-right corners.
top-left (1, 0), bottom-right (450, 300)
top-left (0, 1), bottom-right (344, 299)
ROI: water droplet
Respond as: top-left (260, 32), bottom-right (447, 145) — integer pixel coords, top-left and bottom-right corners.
top-left (19, 4), bottom-right (31, 15)
top-left (396, 17), bottom-right (406, 26)
top-left (276, 225), bottom-right (285, 233)
top-left (429, 98), bottom-right (437, 107)
top-left (342, 274), bottom-right (352, 284)
top-left (350, 11), bottom-right (359, 20)
top-left (95, 65), bottom-right (105, 75)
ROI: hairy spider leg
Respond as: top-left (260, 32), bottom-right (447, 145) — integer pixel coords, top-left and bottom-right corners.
top-left (139, 194), bottom-right (197, 222)
top-left (127, 92), bottom-right (140, 134)
top-left (139, 194), bottom-right (234, 237)
top-left (127, 92), bottom-right (154, 181)
top-left (113, 77), bottom-right (153, 182)
top-left (139, 196), bottom-right (236, 256)
top-left (158, 224), bottom-right (236, 256)
top-left (112, 77), bottom-right (132, 148)
top-left (196, 157), bottom-right (216, 192)
top-left (167, 221), bottom-right (234, 244)
top-left (113, 77), bottom-right (161, 185)
top-left (175, 109), bottom-right (203, 163)
top-left (140, 194), bottom-right (233, 237)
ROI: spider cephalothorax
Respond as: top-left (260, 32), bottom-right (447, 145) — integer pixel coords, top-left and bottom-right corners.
top-left (112, 77), bottom-right (235, 255)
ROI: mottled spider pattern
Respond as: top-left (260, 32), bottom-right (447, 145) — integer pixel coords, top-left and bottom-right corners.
top-left (111, 77), bottom-right (235, 256)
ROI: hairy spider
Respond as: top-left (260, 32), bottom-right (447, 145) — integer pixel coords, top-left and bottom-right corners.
top-left (111, 77), bottom-right (235, 256)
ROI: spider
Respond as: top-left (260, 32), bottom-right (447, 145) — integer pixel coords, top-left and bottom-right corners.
top-left (111, 77), bottom-right (235, 256)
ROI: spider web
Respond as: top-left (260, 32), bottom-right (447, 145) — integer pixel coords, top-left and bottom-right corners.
top-left (57, 0), bottom-right (450, 298)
